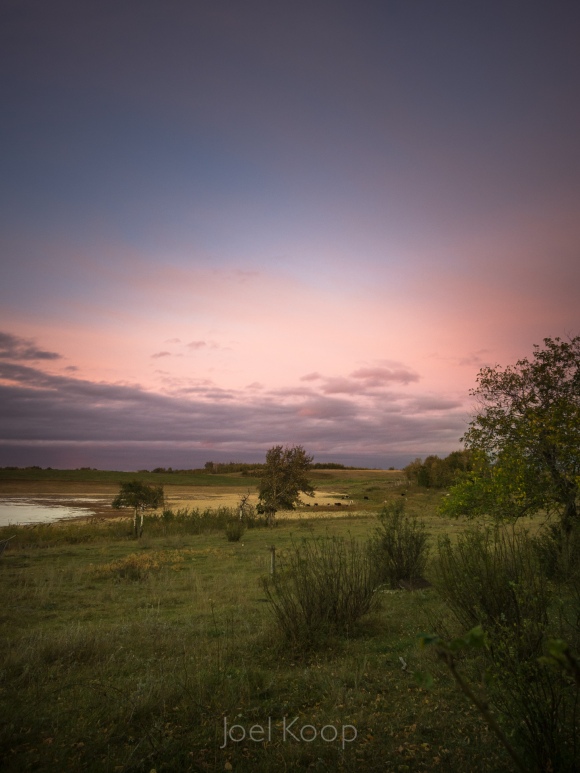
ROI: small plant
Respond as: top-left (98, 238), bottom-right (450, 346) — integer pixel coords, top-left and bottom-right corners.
top-left (224, 518), bottom-right (245, 542)
top-left (368, 500), bottom-right (430, 588)
top-left (262, 535), bottom-right (377, 647)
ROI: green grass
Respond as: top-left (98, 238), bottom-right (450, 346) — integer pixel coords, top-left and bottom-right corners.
top-left (0, 488), bottom-right (522, 773)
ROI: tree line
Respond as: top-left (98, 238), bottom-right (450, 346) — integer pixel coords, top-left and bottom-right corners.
top-left (403, 450), bottom-right (473, 488)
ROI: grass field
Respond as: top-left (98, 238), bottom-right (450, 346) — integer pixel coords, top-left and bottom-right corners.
top-left (0, 469), bottom-right (533, 771)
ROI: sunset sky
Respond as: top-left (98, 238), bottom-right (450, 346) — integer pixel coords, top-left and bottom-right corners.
top-left (1, 1), bottom-right (579, 470)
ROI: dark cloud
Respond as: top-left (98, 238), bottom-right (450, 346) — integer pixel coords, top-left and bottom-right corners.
top-left (151, 351), bottom-right (171, 359)
top-left (0, 361), bottom-right (468, 469)
top-left (0, 331), bottom-right (61, 361)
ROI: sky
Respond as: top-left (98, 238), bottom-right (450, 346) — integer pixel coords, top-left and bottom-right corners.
top-left (1, 0), bottom-right (579, 471)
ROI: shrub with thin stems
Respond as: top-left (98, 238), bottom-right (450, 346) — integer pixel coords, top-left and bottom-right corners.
top-left (262, 535), bottom-right (377, 647)
top-left (434, 526), bottom-right (551, 663)
top-left (368, 500), bottom-right (430, 589)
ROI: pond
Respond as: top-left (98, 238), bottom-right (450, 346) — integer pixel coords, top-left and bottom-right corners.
top-left (0, 497), bottom-right (106, 527)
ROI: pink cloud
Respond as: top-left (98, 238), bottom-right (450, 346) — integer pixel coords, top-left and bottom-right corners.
top-left (151, 351), bottom-right (172, 359)
top-left (320, 377), bottom-right (362, 395)
top-left (350, 366), bottom-right (420, 385)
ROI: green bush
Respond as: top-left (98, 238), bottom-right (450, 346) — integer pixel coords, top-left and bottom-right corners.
top-left (434, 526), bottom-right (549, 656)
top-left (224, 518), bottom-right (245, 542)
top-left (533, 522), bottom-right (580, 582)
top-left (368, 500), bottom-right (430, 588)
top-left (262, 536), bottom-right (377, 647)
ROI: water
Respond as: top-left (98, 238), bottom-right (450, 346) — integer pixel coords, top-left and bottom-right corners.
top-left (0, 497), bottom-right (103, 527)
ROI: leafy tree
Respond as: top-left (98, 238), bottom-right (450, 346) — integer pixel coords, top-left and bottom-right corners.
top-left (442, 337), bottom-right (580, 532)
top-left (112, 480), bottom-right (164, 538)
top-left (257, 445), bottom-right (315, 525)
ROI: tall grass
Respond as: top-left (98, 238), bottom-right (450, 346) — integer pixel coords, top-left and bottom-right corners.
top-left (0, 505), bottom-right (268, 549)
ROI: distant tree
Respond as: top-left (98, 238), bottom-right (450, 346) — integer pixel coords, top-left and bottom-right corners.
top-left (442, 337), bottom-right (580, 532)
top-left (404, 451), bottom-right (472, 488)
top-left (257, 445), bottom-right (315, 525)
top-left (112, 480), bottom-right (164, 538)
top-left (404, 458), bottom-right (425, 485)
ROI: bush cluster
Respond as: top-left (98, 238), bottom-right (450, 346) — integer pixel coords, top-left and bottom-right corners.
top-left (263, 503), bottom-right (431, 647)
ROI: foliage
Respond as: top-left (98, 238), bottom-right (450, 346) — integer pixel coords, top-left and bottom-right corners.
top-left (112, 480), bottom-right (164, 538)
top-left (429, 523), bottom-right (580, 771)
top-left (434, 527), bottom-right (550, 651)
top-left (532, 521), bottom-right (580, 582)
top-left (368, 500), bottom-right (430, 588)
top-left (262, 535), bottom-right (377, 647)
top-left (417, 627), bottom-right (527, 772)
top-left (442, 337), bottom-right (580, 530)
top-left (419, 626), bottom-right (580, 773)
top-left (257, 445), bottom-right (315, 524)
top-left (404, 450), bottom-right (473, 488)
